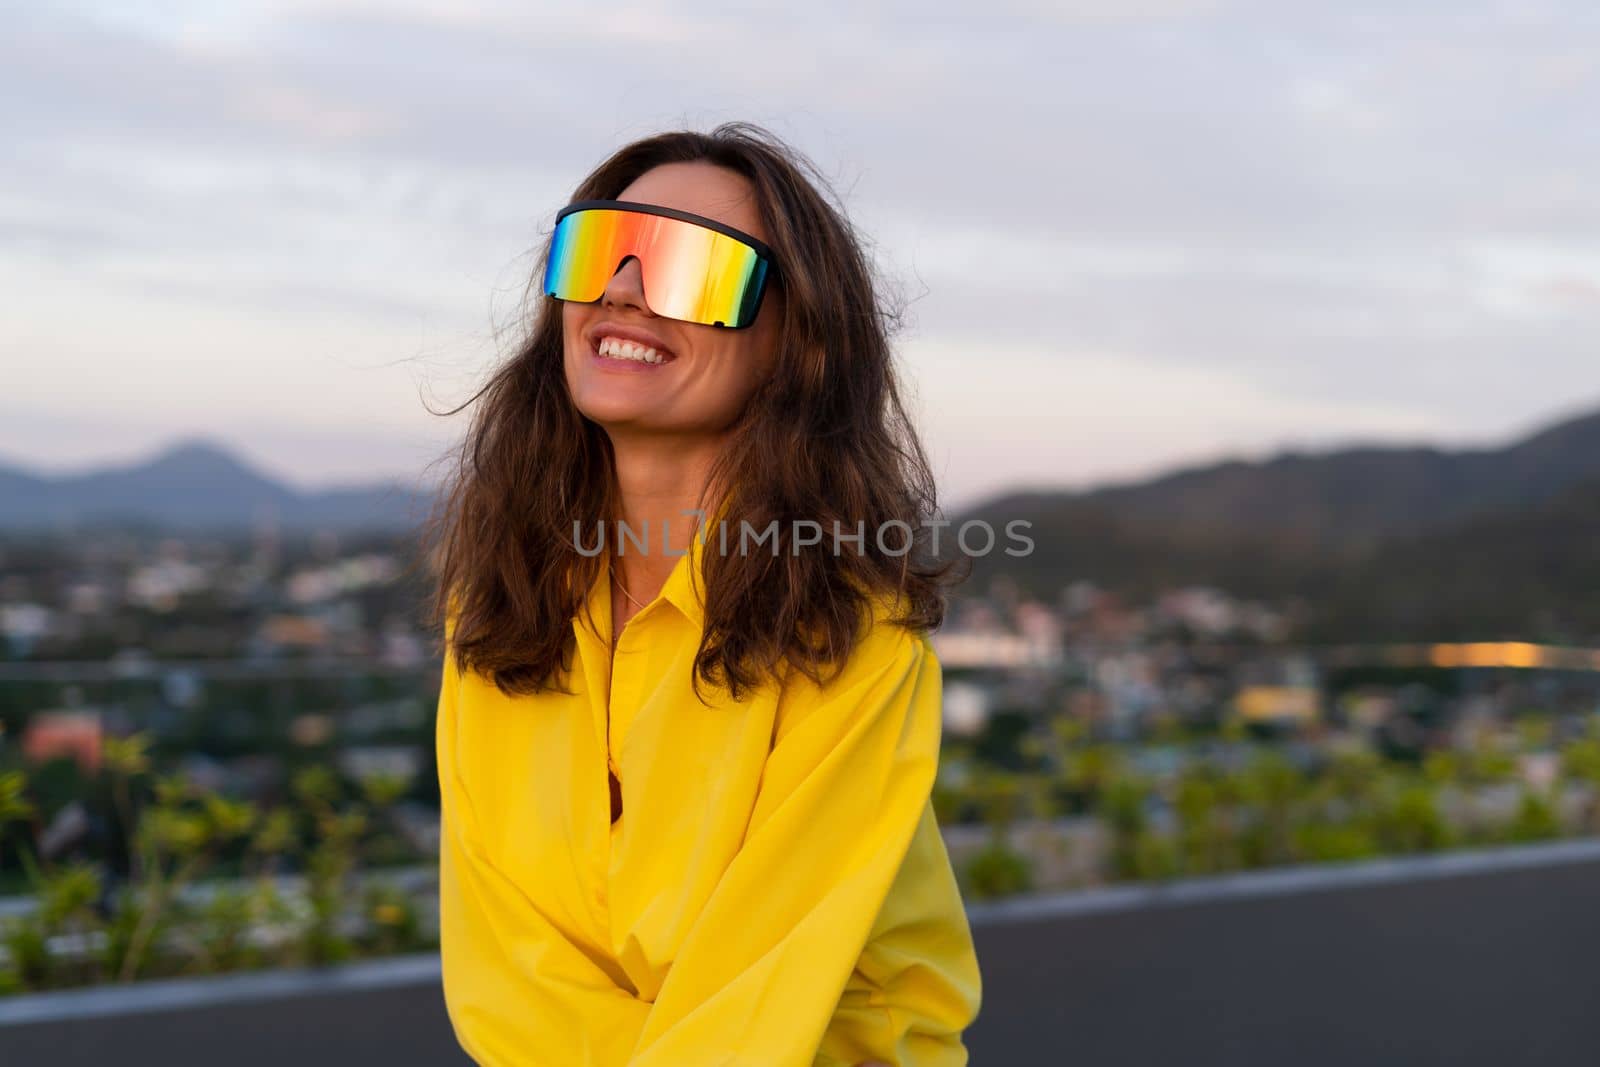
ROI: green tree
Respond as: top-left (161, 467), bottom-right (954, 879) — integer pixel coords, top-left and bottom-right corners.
top-left (1236, 753), bottom-right (1302, 867)
top-left (1099, 773), bottom-right (1149, 880)
top-left (1560, 738), bottom-right (1600, 834)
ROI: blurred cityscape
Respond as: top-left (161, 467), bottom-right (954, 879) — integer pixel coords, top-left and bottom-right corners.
top-left (4, 410), bottom-right (1600, 1004)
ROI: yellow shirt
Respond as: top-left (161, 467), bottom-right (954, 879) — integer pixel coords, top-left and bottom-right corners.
top-left (435, 522), bottom-right (983, 1066)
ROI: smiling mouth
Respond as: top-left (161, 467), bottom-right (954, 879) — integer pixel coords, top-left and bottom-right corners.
top-left (592, 335), bottom-right (676, 366)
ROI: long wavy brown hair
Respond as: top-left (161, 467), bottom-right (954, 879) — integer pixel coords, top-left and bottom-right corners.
top-left (420, 121), bottom-right (963, 701)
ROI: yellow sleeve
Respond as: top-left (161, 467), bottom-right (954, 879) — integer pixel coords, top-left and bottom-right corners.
top-left (626, 617), bottom-right (948, 1067)
top-left (436, 627), bottom-right (652, 1067)
top-left (814, 801), bottom-right (983, 1066)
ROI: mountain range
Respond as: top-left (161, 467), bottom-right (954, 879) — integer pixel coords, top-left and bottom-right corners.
top-left (8, 408), bottom-right (1600, 541)
top-left (971, 405), bottom-right (1600, 551)
top-left (5, 407), bottom-right (1600, 640)
top-left (0, 439), bottom-right (431, 533)
top-left (958, 404), bottom-right (1600, 642)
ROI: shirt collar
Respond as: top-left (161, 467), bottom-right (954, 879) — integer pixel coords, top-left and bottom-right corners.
top-left (576, 504), bottom-right (721, 644)
top-left (658, 512), bottom-right (711, 628)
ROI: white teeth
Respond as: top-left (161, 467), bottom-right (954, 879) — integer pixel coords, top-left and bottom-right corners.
top-left (598, 336), bottom-right (666, 364)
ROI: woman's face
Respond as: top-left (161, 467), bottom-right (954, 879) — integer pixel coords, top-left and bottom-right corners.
top-left (562, 161), bottom-right (783, 439)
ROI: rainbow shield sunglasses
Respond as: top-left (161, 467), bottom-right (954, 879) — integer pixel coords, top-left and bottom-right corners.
top-left (544, 199), bottom-right (776, 329)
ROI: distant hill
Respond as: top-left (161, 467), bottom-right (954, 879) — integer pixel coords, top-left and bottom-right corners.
top-left (955, 403), bottom-right (1600, 641)
top-left (0, 439), bottom-right (431, 533)
top-left (968, 405), bottom-right (1600, 552)
top-left (1305, 475), bottom-right (1600, 643)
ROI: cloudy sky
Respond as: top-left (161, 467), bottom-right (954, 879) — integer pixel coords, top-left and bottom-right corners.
top-left (6, 1), bottom-right (1599, 509)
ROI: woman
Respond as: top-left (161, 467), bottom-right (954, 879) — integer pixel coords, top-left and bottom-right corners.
top-left (423, 122), bottom-right (982, 1066)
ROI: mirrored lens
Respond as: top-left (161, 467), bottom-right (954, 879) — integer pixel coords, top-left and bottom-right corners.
top-left (545, 207), bottom-right (770, 328)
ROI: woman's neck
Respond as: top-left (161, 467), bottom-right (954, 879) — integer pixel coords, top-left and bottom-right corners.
top-left (607, 432), bottom-right (722, 609)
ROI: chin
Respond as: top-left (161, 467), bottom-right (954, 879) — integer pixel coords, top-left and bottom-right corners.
top-left (572, 391), bottom-right (663, 428)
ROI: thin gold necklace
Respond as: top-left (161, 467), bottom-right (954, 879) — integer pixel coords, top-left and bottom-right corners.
top-left (609, 561), bottom-right (649, 611)
top-left (608, 562), bottom-right (648, 651)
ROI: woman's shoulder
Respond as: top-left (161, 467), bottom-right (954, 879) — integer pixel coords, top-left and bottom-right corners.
top-left (860, 585), bottom-right (936, 656)
top-left (765, 586), bottom-right (942, 755)
top-left (782, 586), bottom-right (939, 702)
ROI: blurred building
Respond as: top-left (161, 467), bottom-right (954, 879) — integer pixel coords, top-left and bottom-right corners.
top-left (22, 709), bottom-right (104, 774)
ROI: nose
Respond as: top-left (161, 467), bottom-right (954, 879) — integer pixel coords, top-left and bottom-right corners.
top-left (600, 255), bottom-right (651, 316)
